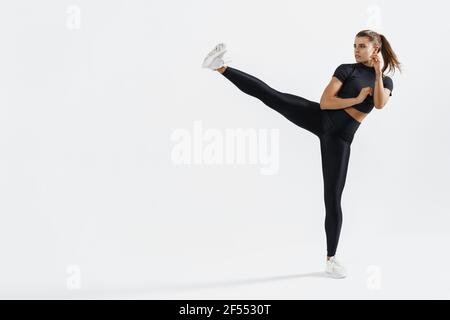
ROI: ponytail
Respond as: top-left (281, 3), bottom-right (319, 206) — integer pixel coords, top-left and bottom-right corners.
top-left (379, 34), bottom-right (402, 75)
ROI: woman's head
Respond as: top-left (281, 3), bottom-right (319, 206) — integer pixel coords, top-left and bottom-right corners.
top-left (354, 29), bottom-right (401, 75)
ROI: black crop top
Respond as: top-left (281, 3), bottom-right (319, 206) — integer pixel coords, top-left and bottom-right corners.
top-left (332, 62), bottom-right (394, 114)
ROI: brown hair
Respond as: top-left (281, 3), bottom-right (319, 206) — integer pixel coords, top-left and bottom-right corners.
top-left (356, 30), bottom-right (402, 76)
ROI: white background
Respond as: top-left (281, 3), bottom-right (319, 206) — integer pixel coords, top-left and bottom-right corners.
top-left (0, 0), bottom-right (449, 299)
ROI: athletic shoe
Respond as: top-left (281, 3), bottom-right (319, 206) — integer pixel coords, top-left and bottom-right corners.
top-left (326, 256), bottom-right (347, 279)
top-left (201, 43), bottom-right (232, 70)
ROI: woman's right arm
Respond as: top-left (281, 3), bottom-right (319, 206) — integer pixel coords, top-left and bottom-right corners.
top-left (319, 77), bottom-right (367, 110)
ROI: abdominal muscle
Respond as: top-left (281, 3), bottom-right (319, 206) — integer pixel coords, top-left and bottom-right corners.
top-left (344, 107), bottom-right (366, 123)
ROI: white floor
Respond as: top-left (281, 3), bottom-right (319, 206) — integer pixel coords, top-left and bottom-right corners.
top-left (4, 232), bottom-right (449, 300)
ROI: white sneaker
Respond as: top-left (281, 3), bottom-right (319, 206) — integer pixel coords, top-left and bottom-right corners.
top-left (326, 256), bottom-right (347, 279)
top-left (201, 43), bottom-right (232, 70)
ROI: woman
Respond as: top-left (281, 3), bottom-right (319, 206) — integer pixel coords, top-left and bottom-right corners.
top-left (201, 30), bottom-right (401, 278)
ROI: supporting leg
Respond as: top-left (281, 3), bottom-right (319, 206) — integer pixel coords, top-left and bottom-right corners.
top-left (320, 134), bottom-right (351, 257)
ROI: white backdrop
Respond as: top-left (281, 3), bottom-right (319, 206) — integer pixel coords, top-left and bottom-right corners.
top-left (0, 0), bottom-right (449, 299)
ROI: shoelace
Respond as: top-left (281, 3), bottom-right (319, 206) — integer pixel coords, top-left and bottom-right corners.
top-left (208, 44), bottom-right (225, 56)
top-left (328, 258), bottom-right (339, 265)
top-left (331, 259), bottom-right (344, 268)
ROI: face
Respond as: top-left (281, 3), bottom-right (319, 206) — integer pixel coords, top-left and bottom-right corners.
top-left (354, 36), bottom-right (379, 64)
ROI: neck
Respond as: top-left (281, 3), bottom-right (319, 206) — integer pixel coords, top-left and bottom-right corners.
top-left (360, 61), bottom-right (373, 68)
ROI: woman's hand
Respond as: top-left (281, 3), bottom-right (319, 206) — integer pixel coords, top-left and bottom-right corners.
top-left (370, 51), bottom-right (382, 75)
top-left (356, 87), bottom-right (373, 104)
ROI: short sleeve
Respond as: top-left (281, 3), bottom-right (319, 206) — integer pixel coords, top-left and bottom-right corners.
top-left (383, 76), bottom-right (394, 96)
top-left (332, 64), bottom-right (351, 83)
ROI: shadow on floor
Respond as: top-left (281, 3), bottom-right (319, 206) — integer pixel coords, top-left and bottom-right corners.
top-left (45, 271), bottom-right (335, 299)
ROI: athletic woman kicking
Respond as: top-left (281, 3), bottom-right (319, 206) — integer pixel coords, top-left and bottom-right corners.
top-left (201, 29), bottom-right (401, 278)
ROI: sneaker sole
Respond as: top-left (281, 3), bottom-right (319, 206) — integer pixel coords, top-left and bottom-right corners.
top-left (326, 271), bottom-right (347, 279)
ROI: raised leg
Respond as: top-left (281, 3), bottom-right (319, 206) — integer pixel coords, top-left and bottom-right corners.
top-left (221, 66), bottom-right (324, 137)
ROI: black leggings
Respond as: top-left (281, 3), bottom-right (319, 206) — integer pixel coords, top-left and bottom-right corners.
top-left (221, 66), bottom-right (361, 257)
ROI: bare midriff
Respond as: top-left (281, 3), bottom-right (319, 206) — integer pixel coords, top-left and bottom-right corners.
top-left (343, 107), bottom-right (367, 124)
